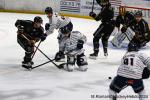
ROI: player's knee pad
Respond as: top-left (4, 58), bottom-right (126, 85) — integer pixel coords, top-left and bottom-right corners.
top-left (77, 53), bottom-right (88, 66)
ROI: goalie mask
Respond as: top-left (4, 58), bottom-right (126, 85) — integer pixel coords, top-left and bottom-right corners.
top-left (135, 11), bottom-right (142, 22)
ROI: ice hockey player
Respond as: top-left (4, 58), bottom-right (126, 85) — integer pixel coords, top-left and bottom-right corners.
top-left (122, 11), bottom-right (150, 49)
top-left (89, 0), bottom-right (115, 59)
top-left (111, 6), bottom-right (135, 48)
top-left (44, 7), bottom-right (73, 62)
top-left (15, 16), bottom-right (47, 69)
top-left (109, 43), bottom-right (150, 100)
top-left (58, 25), bottom-right (88, 72)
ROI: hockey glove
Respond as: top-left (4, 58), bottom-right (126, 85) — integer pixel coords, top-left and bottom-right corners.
top-left (77, 40), bottom-right (84, 49)
top-left (144, 32), bottom-right (150, 42)
top-left (55, 51), bottom-right (65, 61)
top-left (142, 67), bottom-right (150, 79)
top-left (45, 23), bottom-right (50, 31)
top-left (30, 40), bottom-right (36, 46)
top-left (89, 12), bottom-right (96, 18)
top-left (17, 25), bottom-right (24, 33)
top-left (121, 26), bottom-right (127, 33)
top-left (40, 34), bottom-right (47, 41)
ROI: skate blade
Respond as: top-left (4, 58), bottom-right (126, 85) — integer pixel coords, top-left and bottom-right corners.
top-left (22, 65), bottom-right (32, 70)
top-left (77, 68), bottom-right (88, 72)
top-left (89, 56), bottom-right (97, 60)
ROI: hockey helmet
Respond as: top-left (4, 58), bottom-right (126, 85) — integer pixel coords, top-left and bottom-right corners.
top-left (45, 7), bottom-right (53, 14)
top-left (97, 0), bottom-right (109, 6)
top-left (119, 6), bottom-right (126, 16)
top-left (34, 16), bottom-right (43, 23)
top-left (128, 43), bottom-right (139, 52)
top-left (134, 11), bottom-right (143, 17)
top-left (60, 26), bottom-right (71, 34)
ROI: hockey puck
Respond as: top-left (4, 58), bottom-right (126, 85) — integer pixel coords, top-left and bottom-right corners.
top-left (108, 77), bottom-right (112, 79)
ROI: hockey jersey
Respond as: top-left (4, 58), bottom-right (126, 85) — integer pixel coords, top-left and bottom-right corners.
top-left (15, 20), bottom-right (44, 40)
top-left (117, 51), bottom-right (150, 79)
top-left (46, 13), bottom-right (71, 35)
top-left (62, 31), bottom-right (87, 55)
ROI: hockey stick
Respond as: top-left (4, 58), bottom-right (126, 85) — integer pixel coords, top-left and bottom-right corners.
top-left (21, 34), bottom-right (42, 60)
top-left (123, 30), bottom-right (131, 42)
top-left (34, 45), bottom-right (63, 69)
top-left (91, 0), bottom-right (95, 12)
top-left (32, 59), bottom-right (55, 69)
top-left (31, 40), bottom-right (42, 60)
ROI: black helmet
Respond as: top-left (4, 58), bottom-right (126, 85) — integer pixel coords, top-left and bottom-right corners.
top-left (60, 26), bottom-right (71, 34)
top-left (134, 11), bottom-right (142, 17)
top-left (34, 16), bottom-right (43, 23)
top-left (97, 0), bottom-right (109, 6)
top-left (45, 7), bottom-right (53, 14)
top-left (128, 43), bottom-right (139, 52)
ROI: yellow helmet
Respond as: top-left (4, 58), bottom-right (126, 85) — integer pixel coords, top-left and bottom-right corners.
top-left (119, 6), bottom-right (126, 16)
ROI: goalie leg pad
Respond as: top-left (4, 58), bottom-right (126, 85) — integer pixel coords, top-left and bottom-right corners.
top-left (111, 32), bottom-right (126, 48)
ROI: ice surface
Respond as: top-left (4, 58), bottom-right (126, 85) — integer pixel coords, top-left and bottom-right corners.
top-left (0, 12), bottom-right (150, 100)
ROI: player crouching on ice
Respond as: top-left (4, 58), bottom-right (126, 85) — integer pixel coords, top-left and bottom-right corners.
top-left (15, 16), bottom-right (47, 69)
top-left (109, 43), bottom-right (150, 100)
top-left (58, 25), bottom-right (88, 72)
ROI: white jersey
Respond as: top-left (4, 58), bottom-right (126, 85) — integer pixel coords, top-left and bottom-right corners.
top-left (117, 51), bottom-right (150, 79)
top-left (62, 31), bottom-right (87, 55)
top-left (46, 13), bottom-right (71, 35)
